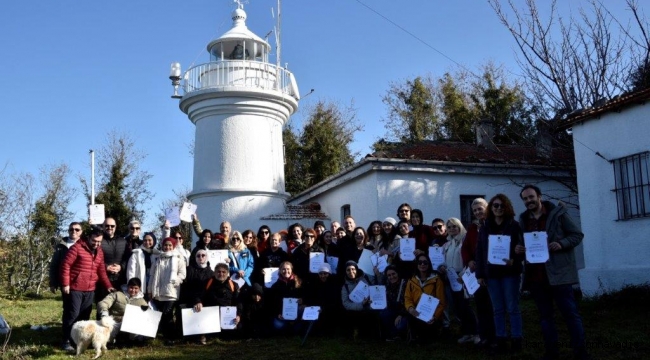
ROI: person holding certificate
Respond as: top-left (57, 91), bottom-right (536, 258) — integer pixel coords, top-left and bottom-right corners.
top-left (517, 185), bottom-right (589, 360)
top-left (198, 263), bottom-right (241, 341)
top-left (291, 228), bottom-right (323, 283)
top-left (379, 265), bottom-right (408, 341)
top-left (304, 263), bottom-right (341, 334)
top-left (461, 197), bottom-right (495, 348)
top-left (393, 220), bottom-right (416, 279)
top-left (228, 231), bottom-right (255, 287)
top-left (269, 261), bottom-right (304, 334)
top-left (409, 209), bottom-right (436, 252)
top-left (340, 260), bottom-right (377, 339)
top-left (179, 249), bottom-right (214, 343)
top-left (475, 194), bottom-right (524, 354)
top-left (189, 229), bottom-right (216, 266)
top-left (404, 254), bottom-right (446, 344)
top-left (438, 218), bottom-right (479, 345)
top-left (337, 227), bottom-right (376, 279)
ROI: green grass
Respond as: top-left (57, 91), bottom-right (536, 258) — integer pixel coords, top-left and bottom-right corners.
top-left (0, 286), bottom-right (648, 359)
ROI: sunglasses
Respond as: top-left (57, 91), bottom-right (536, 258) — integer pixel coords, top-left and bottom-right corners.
top-left (175, 236), bottom-right (183, 240)
top-left (130, 227), bottom-right (140, 230)
top-left (196, 254), bottom-right (206, 258)
top-left (232, 237), bottom-right (242, 241)
top-left (105, 225), bottom-right (116, 228)
top-left (492, 203), bottom-right (503, 209)
top-left (433, 225), bottom-right (444, 230)
top-left (418, 260), bottom-right (430, 265)
top-left (262, 230), bottom-right (269, 234)
top-left (69, 228), bottom-right (82, 232)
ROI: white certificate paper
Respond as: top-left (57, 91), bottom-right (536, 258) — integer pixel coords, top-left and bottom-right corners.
top-left (88, 204), bottom-right (105, 225)
top-left (326, 256), bottom-right (339, 274)
top-left (369, 285), bottom-right (387, 310)
top-left (447, 269), bottom-right (463, 292)
top-left (524, 232), bottom-right (549, 264)
top-left (164, 207), bottom-right (181, 227)
top-left (400, 238), bottom-right (416, 261)
top-left (282, 298), bottom-right (299, 320)
top-left (371, 253), bottom-right (389, 273)
top-left (220, 306), bottom-right (238, 330)
top-left (181, 306), bottom-right (220, 335)
top-left (121, 304), bottom-right (162, 338)
top-left (428, 246), bottom-right (445, 270)
top-left (357, 249), bottom-right (375, 275)
top-left (179, 202), bottom-right (197, 222)
top-left (309, 252), bottom-right (325, 273)
top-left (263, 267), bottom-right (279, 288)
top-left (302, 306), bottom-right (321, 321)
top-left (487, 235), bottom-right (511, 265)
top-left (348, 281), bottom-right (369, 304)
top-left (461, 271), bottom-right (480, 295)
top-left (231, 273), bottom-right (246, 288)
top-left (415, 293), bottom-right (440, 323)
top-left (207, 250), bottom-right (229, 270)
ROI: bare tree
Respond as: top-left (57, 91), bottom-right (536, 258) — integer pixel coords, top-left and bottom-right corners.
top-left (489, 0), bottom-right (650, 117)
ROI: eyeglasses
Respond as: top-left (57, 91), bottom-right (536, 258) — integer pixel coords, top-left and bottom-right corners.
top-left (232, 237), bottom-right (241, 241)
top-left (175, 236), bottom-right (183, 240)
top-left (196, 254), bottom-right (206, 258)
top-left (130, 227), bottom-right (140, 230)
top-left (492, 203), bottom-right (503, 209)
top-left (418, 260), bottom-right (429, 265)
top-left (69, 228), bottom-right (82, 232)
top-left (433, 225), bottom-right (444, 230)
top-left (105, 225), bottom-right (116, 228)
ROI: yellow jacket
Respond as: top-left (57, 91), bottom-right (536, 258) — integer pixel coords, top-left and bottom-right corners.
top-left (404, 274), bottom-right (446, 321)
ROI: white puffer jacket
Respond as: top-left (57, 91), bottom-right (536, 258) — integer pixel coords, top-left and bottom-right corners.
top-left (148, 252), bottom-right (186, 301)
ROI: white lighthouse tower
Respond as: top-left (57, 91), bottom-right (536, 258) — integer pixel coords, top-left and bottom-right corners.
top-left (171, 2), bottom-right (300, 233)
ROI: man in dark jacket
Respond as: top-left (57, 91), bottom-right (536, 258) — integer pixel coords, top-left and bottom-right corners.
top-left (516, 184), bottom-right (589, 360)
top-left (49, 222), bottom-right (82, 293)
top-left (60, 227), bottom-right (114, 351)
top-left (98, 217), bottom-right (129, 305)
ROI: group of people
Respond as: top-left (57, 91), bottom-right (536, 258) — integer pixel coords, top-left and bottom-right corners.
top-left (50, 184), bottom-right (590, 360)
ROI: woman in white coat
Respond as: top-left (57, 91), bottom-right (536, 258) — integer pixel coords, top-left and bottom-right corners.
top-left (126, 232), bottom-right (159, 297)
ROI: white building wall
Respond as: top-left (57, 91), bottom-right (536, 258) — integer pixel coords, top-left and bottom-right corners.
top-left (572, 104), bottom-right (650, 295)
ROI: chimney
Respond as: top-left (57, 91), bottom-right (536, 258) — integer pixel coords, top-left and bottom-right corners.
top-left (536, 120), bottom-right (552, 159)
top-left (475, 119), bottom-right (496, 150)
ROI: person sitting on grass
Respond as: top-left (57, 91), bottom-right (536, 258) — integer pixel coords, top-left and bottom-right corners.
top-left (97, 277), bottom-right (148, 343)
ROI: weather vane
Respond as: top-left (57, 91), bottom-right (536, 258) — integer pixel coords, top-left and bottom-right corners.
top-left (233, 0), bottom-right (248, 10)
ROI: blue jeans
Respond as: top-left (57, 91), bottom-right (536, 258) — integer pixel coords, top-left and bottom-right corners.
top-left (487, 276), bottom-right (522, 339)
top-left (529, 283), bottom-right (586, 355)
top-left (379, 308), bottom-right (408, 338)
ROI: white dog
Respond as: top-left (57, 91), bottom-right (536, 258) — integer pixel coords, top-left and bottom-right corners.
top-left (70, 316), bottom-right (120, 359)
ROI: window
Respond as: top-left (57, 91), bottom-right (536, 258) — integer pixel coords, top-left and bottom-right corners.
top-left (460, 195), bottom-right (485, 228)
top-left (612, 151), bottom-right (650, 220)
top-left (341, 204), bottom-right (351, 220)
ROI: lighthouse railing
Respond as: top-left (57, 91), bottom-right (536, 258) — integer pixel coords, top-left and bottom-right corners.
top-left (182, 61), bottom-right (298, 99)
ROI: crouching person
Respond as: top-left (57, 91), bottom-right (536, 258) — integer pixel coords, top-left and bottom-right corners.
top-left (97, 277), bottom-right (148, 344)
top-left (193, 263), bottom-right (241, 343)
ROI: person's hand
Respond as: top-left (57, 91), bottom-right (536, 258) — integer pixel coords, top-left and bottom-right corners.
top-left (164, 220), bottom-right (171, 229)
top-left (477, 278), bottom-right (486, 287)
top-left (225, 258), bottom-right (231, 264)
top-left (297, 298), bottom-right (303, 305)
top-left (108, 287), bottom-right (116, 293)
top-left (63, 286), bottom-right (70, 295)
top-left (194, 303), bottom-right (203, 312)
top-left (380, 248), bottom-right (389, 256)
top-left (192, 213), bottom-right (199, 222)
top-left (113, 264), bottom-right (121, 273)
top-left (408, 307), bottom-right (419, 317)
top-left (278, 314), bottom-right (284, 320)
top-left (468, 260), bottom-right (476, 272)
top-left (373, 266), bottom-right (380, 275)
top-left (438, 265), bottom-right (447, 275)
top-left (394, 315), bottom-right (402, 327)
top-left (549, 242), bottom-right (562, 252)
top-left (515, 244), bottom-right (526, 255)
top-left (234, 316), bottom-right (240, 325)
top-left (426, 317), bottom-right (435, 325)
top-left (503, 258), bottom-right (514, 266)
top-left (362, 297), bottom-right (370, 305)
top-left (238, 270), bottom-right (245, 278)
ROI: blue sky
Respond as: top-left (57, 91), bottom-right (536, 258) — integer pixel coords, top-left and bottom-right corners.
top-left (0, 0), bottom-right (636, 230)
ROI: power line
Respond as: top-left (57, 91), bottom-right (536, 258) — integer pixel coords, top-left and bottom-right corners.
top-left (354, 0), bottom-right (480, 79)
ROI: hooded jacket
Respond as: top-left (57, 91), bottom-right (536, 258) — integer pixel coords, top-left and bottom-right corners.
top-left (148, 251), bottom-right (186, 301)
top-left (341, 267), bottom-right (372, 311)
top-left (404, 273), bottom-right (446, 321)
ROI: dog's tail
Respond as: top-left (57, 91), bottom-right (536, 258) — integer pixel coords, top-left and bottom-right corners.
top-left (100, 316), bottom-right (116, 328)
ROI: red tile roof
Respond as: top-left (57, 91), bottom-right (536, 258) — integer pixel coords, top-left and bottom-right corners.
top-left (372, 141), bottom-right (574, 167)
top-left (559, 87), bottom-right (650, 129)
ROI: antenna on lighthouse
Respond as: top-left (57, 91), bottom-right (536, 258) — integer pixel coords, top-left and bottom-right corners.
top-left (275, 0), bottom-right (281, 71)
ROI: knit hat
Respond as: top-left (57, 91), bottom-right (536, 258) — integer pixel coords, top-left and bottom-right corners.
top-left (383, 217), bottom-right (397, 226)
top-left (318, 263), bottom-right (332, 274)
top-left (251, 283), bottom-right (264, 296)
top-left (162, 237), bottom-right (177, 248)
top-left (313, 220), bottom-right (326, 228)
top-left (345, 260), bottom-right (359, 272)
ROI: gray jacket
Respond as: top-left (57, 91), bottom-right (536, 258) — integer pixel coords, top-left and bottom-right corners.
top-left (519, 201), bottom-right (584, 286)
